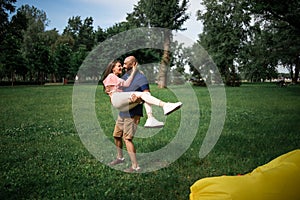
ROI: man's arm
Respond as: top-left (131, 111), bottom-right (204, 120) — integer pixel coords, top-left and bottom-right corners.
top-left (129, 85), bottom-right (150, 104)
top-left (130, 94), bottom-right (142, 104)
top-left (120, 67), bottom-right (137, 87)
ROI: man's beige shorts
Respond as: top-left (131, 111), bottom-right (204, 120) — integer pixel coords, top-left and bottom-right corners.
top-left (113, 115), bottom-right (140, 140)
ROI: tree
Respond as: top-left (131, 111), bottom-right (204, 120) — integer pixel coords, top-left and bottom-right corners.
top-left (0, 0), bottom-right (18, 84)
top-left (77, 17), bottom-right (95, 51)
top-left (54, 43), bottom-right (72, 82)
top-left (18, 5), bottom-right (49, 82)
top-left (1, 32), bottom-right (26, 85)
top-left (249, 0), bottom-right (300, 83)
top-left (95, 26), bottom-right (107, 43)
top-left (0, 0), bottom-right (17, 43)
top-left (250, 0), bottom-right (300, 33)
top-left (186, 42), bottom-right (221, 86)
top-left (127, 0), bottom-right (189, 88)
top-left (168, 41), bottom-right (187, 85)
top-left (197, 0), bottom-right (300, 84)
top-left (0, 6), bottom-right (27, 85)
top-left (48, 34), bottom-right (74, 82)
top-left (198, 0), bottom-right (251, 86)
top-left (63, 16), bottom-right (81, 43)
top-left (69, 45), bottom-right (88, 80)
top-left (63, 16), bottom-right (95, 51)
top-left (105, 21), bottom-right (131, 37)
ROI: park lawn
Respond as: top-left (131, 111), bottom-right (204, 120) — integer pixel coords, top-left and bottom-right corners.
top-left (0, 83), bottom-right (299, 199)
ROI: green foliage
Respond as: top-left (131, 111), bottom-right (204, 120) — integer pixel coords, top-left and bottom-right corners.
top-left (95, 26), bottom-right (107, 43)
top-left (63, 16), bottom-right (82, 40)
top-left (1, 0), bottom-right (299, 87)
top-left (1, 84), bottom-right (300, 199)
top-left (127, 0), bottom-right (189, 30)
top-left (249, 0), bottom-right (300, 33)
top-left (197, 0), bottom-right (300, 84)
top-left (111, 25), bottom-right (163, 65)
top-left (63, 16), bottom-right (95, 51)
top-left (0, 8), bottom-right (27, 84)
top-left (69, 45), bottom-right (88, 79)
top-left (54, 43), bottom-right (72, 79)
top-left (255, 4), bottom-right (299, 82)
top-left (198, 0), bottom-right (251, 86)
top-left (16, 5), bottom-right (49, 84)
top-left (127, 0), bottom-right (190, 88)
top-left (105, 21), bottom-right (131, 37)
top-left (0, 0), bottom-right (17, 42)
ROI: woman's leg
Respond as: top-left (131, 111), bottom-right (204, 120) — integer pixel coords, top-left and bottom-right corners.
top-left (143, 102), bottom-right (164, 128)
top-left (111, 92), bottom-right (140, 111)
top-left (132, 92), bottom-right (165, 107)
top-left (133, 92), bottom-right (182, 116)
top-left (128, 92), bottom-right (164, 128)
top-left (143, 102), bottom-right (153, 118)
top-left (112, 91), bottom-right (182, 116)
top-left (112, 91), bottom-right (164, 112)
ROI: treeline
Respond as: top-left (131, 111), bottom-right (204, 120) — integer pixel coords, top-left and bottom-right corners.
top-left (0, 0), bottom-right (299, 86)
top-left (197, 0), bottom-right (300, 85)
top-left (0, 3), bottom-right (120, 86)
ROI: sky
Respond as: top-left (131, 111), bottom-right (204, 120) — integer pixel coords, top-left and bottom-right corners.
top-left (14, 0), bottom-right (204, 42)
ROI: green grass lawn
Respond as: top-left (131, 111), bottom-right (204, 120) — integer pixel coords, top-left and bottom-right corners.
top-left (1, 83), bottom-right (300, 199)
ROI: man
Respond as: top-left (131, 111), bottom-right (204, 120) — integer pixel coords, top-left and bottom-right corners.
top-left (109, 56), bottom-right (149, 172)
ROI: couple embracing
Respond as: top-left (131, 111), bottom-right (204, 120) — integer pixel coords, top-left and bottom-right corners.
top-left (101, 56), bottom-right (182, 172)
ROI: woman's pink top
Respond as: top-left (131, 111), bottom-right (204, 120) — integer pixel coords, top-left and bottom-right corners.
top-left (103, 73), bottom-right (124, 92)
top-left (103, 73), bottom-right (136, 97)
top-left (103, 73), bottom-right (124, 91)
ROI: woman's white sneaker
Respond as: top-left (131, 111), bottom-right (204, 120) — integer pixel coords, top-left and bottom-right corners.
top-left (144, 117), bottom-right (164, 128)
top-left (163, 102), bottom-right (182, 115)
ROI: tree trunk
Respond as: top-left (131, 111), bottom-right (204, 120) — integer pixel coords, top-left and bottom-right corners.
top-left (224, 64), bottom-right (230, 85)
top-left (293, 55), bottom-right (299, 84)
top-left (290, 64), bottom-right (294, 80)
top-left (51, 73), bottom-right (57, 83)
top-left (39, 71), bottom-right (45, 85)
top-left (157, 30), bottom-right (171, 88)
top-left (11, 70), bottom-right (15, 87)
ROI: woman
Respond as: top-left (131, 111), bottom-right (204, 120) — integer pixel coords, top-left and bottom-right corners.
top-left (101, 60), bottom-right (182, 128)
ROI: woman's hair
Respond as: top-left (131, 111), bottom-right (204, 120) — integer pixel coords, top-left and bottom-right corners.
top-left (101, 60), bottom-right (122, 83)
top-left (101, 60), bottom-right (122, 93)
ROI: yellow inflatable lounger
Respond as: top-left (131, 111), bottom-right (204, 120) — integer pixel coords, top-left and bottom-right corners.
top-left (190, 149), bottom-right (300, 200)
